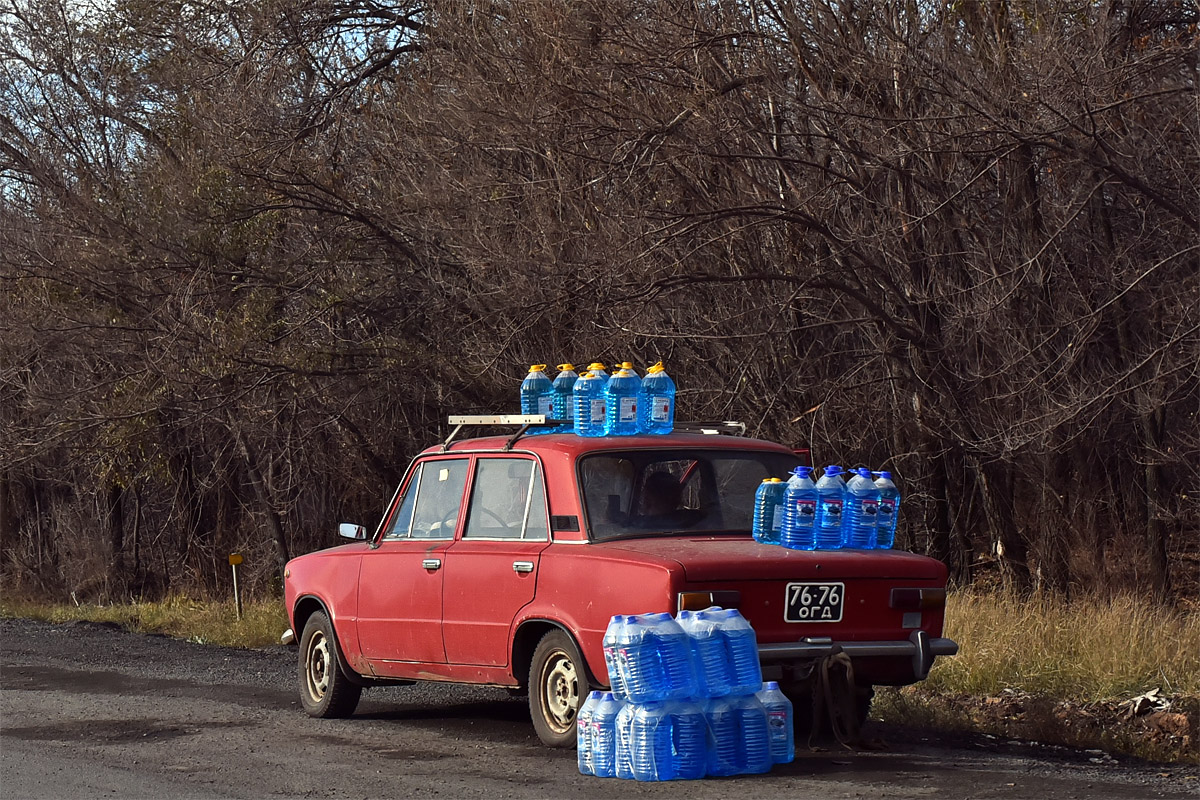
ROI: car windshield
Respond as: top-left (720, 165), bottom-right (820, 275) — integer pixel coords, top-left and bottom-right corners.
top-left (578, 449), bottom-right (801, 540)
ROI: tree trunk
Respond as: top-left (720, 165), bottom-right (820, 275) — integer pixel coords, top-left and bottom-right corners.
top-left (1140, 407), bottom-right (1171, 600)
top-left (235, 431), bottom-right (291, 577)
top-left (0, 472), bottom-right (13, 571)
top-left (976, 459), bottom-right (1031, 593)
top-left (107, 480), bottom-right (126, 598)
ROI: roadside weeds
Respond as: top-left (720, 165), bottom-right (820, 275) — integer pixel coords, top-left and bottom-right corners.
top-left (2, 590), bottom-right (1197, 764)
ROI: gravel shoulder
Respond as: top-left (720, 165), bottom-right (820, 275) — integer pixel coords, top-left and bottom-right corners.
top-left (1, 617), bottom-right (1195, 799)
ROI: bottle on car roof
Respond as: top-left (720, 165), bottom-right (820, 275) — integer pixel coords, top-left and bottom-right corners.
top-left (572, 370), bottom-right (607, 437)
top-left (604, 362), bottom-right (642, 436)
top-left (639, 361), bottom-right (676, 434)
top-left (520, 365), bottom-right (554, 436)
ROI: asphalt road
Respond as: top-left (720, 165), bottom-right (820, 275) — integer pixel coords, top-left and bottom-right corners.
top-left (0, 617), bottom-right (1193, 800)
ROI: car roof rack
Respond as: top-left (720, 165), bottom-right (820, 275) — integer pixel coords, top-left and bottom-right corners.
top-left (443, 414), bottom-right (566, 451)
top-left (672, 421), bottom-right (747, 436)
top-left (442, 415), bottom-right (746, 451)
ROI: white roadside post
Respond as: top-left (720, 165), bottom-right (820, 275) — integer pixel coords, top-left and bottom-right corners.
top-left (228, 553), bottom-right (244, 620)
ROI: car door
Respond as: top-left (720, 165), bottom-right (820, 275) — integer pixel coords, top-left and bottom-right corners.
top-left (441, 456), bottom-right (550, 667)
top-left (357, 457), bottom-right (469, 671)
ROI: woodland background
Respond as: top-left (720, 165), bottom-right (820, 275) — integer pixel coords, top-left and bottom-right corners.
top-left (1, 0), bottom-right (1196, 604)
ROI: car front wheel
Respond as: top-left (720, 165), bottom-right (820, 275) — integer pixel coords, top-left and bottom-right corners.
top-left (528, 629), bottom-right (590, 748)
top-left (299, 611), bottom-right (362, 718)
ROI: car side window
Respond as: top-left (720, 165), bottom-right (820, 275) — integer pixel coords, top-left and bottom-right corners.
top-left (408, 458), bottom-right (470, 539)
top-left (382, 463), bottom-right (423, 540)
top-left (464, 458), bottom-right (548, 541)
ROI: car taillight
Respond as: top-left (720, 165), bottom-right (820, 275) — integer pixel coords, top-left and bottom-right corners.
top-left (677, 590), bottom-right (741, 612)
top-left (890, 587), bottom-right (947, 610)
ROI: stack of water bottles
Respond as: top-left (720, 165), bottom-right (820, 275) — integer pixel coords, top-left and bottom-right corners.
top-left (753, 465), bottom-right (901, 550)
top-left (519, 361), bottom-right (676, 437)
top-left (578, 609), bottom-right (794, 781)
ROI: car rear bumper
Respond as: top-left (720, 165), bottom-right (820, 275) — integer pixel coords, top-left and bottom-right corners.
top-left (758, 630), bottom-right (958, 681)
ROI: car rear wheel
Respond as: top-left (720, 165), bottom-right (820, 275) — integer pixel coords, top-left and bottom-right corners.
top-left (299, 611), bottom-right (362, 718)
top-left (528, 629), bottom-right (590, 748)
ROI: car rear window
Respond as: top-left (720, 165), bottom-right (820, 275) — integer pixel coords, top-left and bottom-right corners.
top-left (578, 449), bottom-right (799, 540)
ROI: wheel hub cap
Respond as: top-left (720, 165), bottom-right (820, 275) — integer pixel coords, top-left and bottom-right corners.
top-left (543, 652), bottom-right (578, 732)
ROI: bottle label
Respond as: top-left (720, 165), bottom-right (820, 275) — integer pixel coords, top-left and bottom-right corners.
top-left (650, 396), bottom-right (670, 422)
top-left (767, 709), bottom-right (788, 741)
top-left (771, 506), bottom-right (783, 531)
top-left (538, 396), bottom-right (552, 415)
top-left (878, 499), bottom-right (895, 516)
top-left (861, 499), bottom-right (879, 521)
top-left (591, 399), bottom-right (606, 422)
top-left (820, 498), bottom-right (842, 527)
top-left (796, 499), bottom-right (816, 520)
top-left (619, 397), bottom-right (636, 422)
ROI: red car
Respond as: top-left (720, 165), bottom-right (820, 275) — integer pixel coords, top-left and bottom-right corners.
top-left (283, 417), bottom-right (957, 747)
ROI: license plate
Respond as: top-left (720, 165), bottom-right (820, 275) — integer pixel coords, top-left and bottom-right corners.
top-left (784, 582), bottom-right (844, 623)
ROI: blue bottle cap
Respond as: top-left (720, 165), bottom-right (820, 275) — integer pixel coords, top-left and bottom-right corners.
top-left (792, 465), bottom-right (812, 478)
top-left (873, 470), bottom-right (892, 479)
top-left (824, 465), bottom-right (844, 476)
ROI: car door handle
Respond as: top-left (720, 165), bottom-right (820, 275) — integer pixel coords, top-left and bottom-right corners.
top-left (422, 558), bottom-right (442, 570)
top-left (512, 561), bottom-right (535, 574)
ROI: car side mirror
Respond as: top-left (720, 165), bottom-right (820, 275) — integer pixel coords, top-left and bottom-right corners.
top-left (338, 523), bottom-right (367, 541)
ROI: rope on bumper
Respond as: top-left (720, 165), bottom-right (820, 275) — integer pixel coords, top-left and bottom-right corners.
top-left (808, 645), bottom-right (862, 750)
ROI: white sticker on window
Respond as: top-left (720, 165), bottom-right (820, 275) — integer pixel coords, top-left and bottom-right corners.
top-left (439, 468), bottom-right (449, 481)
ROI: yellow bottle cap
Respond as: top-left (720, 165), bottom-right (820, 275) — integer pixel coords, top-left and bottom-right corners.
top-left (621, 361), bottom-right (634, 369)
top-left (557, 363), bottom-right (575, 371)
top-left (529, 364), bottom-right (547, 372)
top-left (588, 362), bottom-right (607, 371)
top-left (764, 477), bottom-right (783, 483)
top-left (648, 361), bottom-right (664, 374)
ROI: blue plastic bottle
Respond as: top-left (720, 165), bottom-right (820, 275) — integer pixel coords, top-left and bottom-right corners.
top-left (572, 370), bottom-right (607, 437)
top-left (780, 466), bottom-right (818, 550)
top-left (704, 695), bottom-right (770, 775)
top-left (704, 697), bottom-right (741, 776)
top-left (551, 363), bottom-right (578, 433)
top-left (843, 468), bottom-right (881, 549)
top-left (614, 614), bottom-right (647, 702)
top-left (644, 612), bottom-right (699, 701)
top-left (604, 362), bottom-right (642, 436)
top-left (814, 465), bottom-right (847, 549)
top-left (756, 681), bottom-right (794, 764)
top-left (591, 692), bottom-right (623, 778)
top-left (752, 478), bottom-right (786, 545)
top-left (732, 694), bottom-right (773, 774)
top-left (670, 701), bottom-right (708, 779)
top-left (629, 701), bottom-right (706, 781)
top-left (520, 364), bottom-right (554, 435)
top-left (577, 690), bottom-right (603, 775)
top-left (873, 471), bottom-right (900, 549)
top-left (602, 615), bottom-right (627, 698)
top-left (615, 701), bottom-right (635, 779)
top-left (639, 361), bottom-right (676, 434)
top-left (676, 608), bottom-right (732, 697)
top-left (712, 609), bottom-right (762, 696)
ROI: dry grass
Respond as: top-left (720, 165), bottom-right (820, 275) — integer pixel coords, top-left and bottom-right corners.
top-left (928, 590), bottom-right (1200, 701)
top-left (0, 595), bottom-right (288, 649)
top-left (874, 590), bottom-right (1200, 763)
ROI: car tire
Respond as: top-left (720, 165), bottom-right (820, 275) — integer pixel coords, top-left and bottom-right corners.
top-left (528, 629), bottom-right (590, 748)
top-left (298, 611), bottom-right (362, 719)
